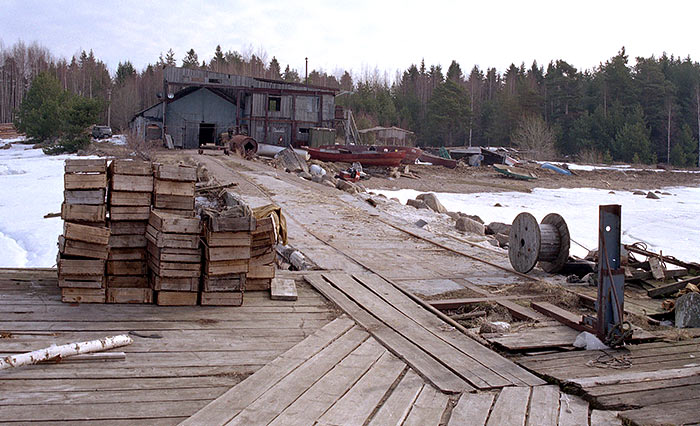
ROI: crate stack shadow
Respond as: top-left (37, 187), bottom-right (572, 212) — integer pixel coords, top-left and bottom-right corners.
top-left (148, 164), bottom-right (200, 306)
top-left (58, 159), bottom-right (110, 303)
top-left (106, 160), bottom-right (153, 303)
top-left (201, 200), bottom-right (255, 306)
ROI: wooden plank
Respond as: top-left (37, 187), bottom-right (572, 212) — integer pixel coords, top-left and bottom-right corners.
top-left (353, 273), bottom-right (543, 387)
top-left (557, 393), bottom-right (589, 426)
top-left (63, 222), bottom-right (110, 245)
top-left (181, 317), bottom-right (355, 425)
top-left (369, 370), bottom-right (425, 426)
top-left (526, 385), bottom-right (559, 426)
top-left (64, 158), bottom-right (107, 174)
top-left (268, 339), bottom-right (386, 426)
top-left (200, 292), bottom-right (242, 306)
top-left (590, 410), bottom-right (622, 426)
top-left (401, 384), bottom-right (450, 426)
top-left (109, 206), bottom-right (151, 221)
top-left (149, 209), bottom-right (201, 234)
top-left (485, 325), bottom-right (579, 351)
top-left (107, 287), bottom-right (153, 304)
top-left (567, 366), bottom-right (700, 389)
top-left (270, 278), bottom-right (297, 301)
top-left (64, 188), bottom-right (105, 205)
top-left (155, 164), bottom-right (197, 182)
top-left (619, 398), bottom-right (700, 426)
top-left (448, 392), bottom-right (496, 426)
top-left (304, 274), bottom-right (472, 394)
top-left (585, 374), bottom-right (700, 398)
top-left (485, 386), bottom-right (531, 426)
top-left (154, 179), bottom-right (195, 196)
top-left (61, 203), bottom-right (106, 222)
top-left (109, 191), bottom-right (152, 206)
top-left (204, 244), bottom-right (251, 261)
top-left (64, 173), bottom-right (107, 190)
top-left (154, 193), bottom-right (195, 210)
top-left (531, 301), bottom-right (585, 331)
top-left (429, 295), bottom-right (534, 310)
top-left (111, 174), bottom-right (153, 192)
top-left (595, 382), bottom-right (700, 410)
top-left (647, 276), bottom-right (700, 298)
top-left (317, 351), bottom-right (406, 426)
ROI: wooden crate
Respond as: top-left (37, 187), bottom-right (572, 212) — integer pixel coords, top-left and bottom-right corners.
top-left (107, 287), bottom-right (153, 304)
top-left (63, 222), bottom-right (110, 245)
top-left (154, 164), bottom-right (196, 182)
top-left (202, 273), bottom-right (245, 292)
top-left (204, 244), bottom-right (251, 262)
top-left (147, 243), bottom-right (201, 263)
top-left (64, 173), bottom-right (107, 190)
top-left (109, 191), bottom-right (152, 206)
top-left (153, 193), bottom-right (195, 210)
top-left (58, 277), bottom-right (105, 289)
top-left (245, 278), bottom-right (272, 291)
top-left (65, 159), bottom-right (107, 174)
top-left (61, 203), bottom-right (106, 223)
top-left (61, 287), bottom-right (106, 303)
top-left (149, 210), bottom-right (201, 234)
top-left (109, 206), bottom-right (150, 221)
top-left (252, 217), bottom-right (274, 234)
top-left (107, 260), bottom-right (147, 276)
top-left (148, 259), bottom-right (201, 278)
top-left (154, 179), bottom-right (195, 197)
top-left (150, 208), bottom-right (195, 218)
top-left (156, 291), bottom-right (198, 306)
top-left (57, 257), bottom-right (105, 277)
top-left (109, 220), bottom-right (148, 236)
top-left (111, 174), bottom-right (154, 192)
top-left (146, 225), bottom-right (199, 249)
top-left (204, 259), bottom-right (249, 276)
top-left (107, 275), bottom-right (149, 288)
top-left (109, 234), bottom-right (147, 248)
top-left (64, 189), bottom-right (106, 205)
top-left (58, 236), bottom-right (109, 260)
top-left (203, 229), bottom-right (251, 247)
top-left (150, 273), bottom-right (199, 291)
top-left (247, 264), bottom-right (275, 279)
top-left (110, 159), bottom-right (152, 176)
top-left (108, 247), bottom-right (147, 261)
top-left (249, 251), bottom-right (276, 266)
top-left (200, 291), bottom-right (243, 306)
top-left (204, 214), bottom-right (256, 233)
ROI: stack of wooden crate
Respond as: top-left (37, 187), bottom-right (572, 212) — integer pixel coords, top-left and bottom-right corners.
top-left (246, 215), bottom-right (277, 291)
top-left (106, 160), bottom-right (153, 303)
top-left (147, 209), bottom-right (201, 305)
top-left (153, 164), bottom-right (196, 216)
top-left (200, 210), bottom-right (255, 306)
top-left (58, 159), bottom-right (109, 303)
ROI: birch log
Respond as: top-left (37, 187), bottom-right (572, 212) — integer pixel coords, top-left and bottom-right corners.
top-left (1, 334), bottom-right (133, 370)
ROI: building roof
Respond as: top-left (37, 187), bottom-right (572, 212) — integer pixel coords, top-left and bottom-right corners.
top-left (358, 126), bottom-right (414, 135)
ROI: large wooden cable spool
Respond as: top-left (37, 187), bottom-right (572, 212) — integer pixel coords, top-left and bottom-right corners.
top-left (508, 212), bottom-right (570, 273)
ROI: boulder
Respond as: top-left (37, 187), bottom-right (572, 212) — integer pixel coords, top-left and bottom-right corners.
top-left (646, 191), bottom-right (660, 199)
top-left (297, 171), bottom-right (312, 180)
top-left (336, 180), bottom-right (359, 193)
top-left (466, 214), bottom-right (484, 224)
top-left (322, 180), bottom-right (336, 188)
top-left (633, 190), bottom-right (646, 195)
top-left (676, 292), bottom-right (700, 328)
top-left (406, 199), bottom-right (429, 209)
top-left (456, 217), bottom-right (485, 235)
top-left (416, 193), bottom-right (447, 214)
top-left (311, 175), bottom-right (324, 183)
top-left (486, 222), bottom-right (511, 235)
top-left (446, 212), bottom-right (461, 220)
top-left (494, 233), bottom-right (510, 248)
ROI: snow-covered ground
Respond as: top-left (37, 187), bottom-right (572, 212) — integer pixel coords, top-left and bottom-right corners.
top-left (101, 134), bottom-right (127, 145)
top-left (371, 186), bottom-right (700, 262)
top-left (0, 143), bottom-right (88, 267)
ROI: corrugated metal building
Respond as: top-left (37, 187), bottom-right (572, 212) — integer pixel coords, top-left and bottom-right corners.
top-left (357, 126), bottom-right (415, 147)
top-left (131, 67), bottom-right (338, 149)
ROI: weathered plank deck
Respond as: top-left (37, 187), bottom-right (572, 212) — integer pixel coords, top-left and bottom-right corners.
top-left (0, 268), bottom-right (337, 424)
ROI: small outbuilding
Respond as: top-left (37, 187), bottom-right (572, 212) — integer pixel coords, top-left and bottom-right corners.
top-left (358, 126), bottom-right (415, 147)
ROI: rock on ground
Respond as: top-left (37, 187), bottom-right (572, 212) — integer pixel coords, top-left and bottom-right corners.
top-left (676, 292), bottom-right (700, 328)
top-left (456, 216), bottom-right (485, 235)
top-left (486, 222), bottom-right (511, 235)
top-left (407, 199), bottom-right (429, 209)
top-left (416, 193), bottom-right (447, 213)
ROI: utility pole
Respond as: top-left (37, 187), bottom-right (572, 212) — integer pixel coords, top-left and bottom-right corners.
top-left (305, 57), bottom-right (308, 86)
top-left (107, 88), bottom-right (112, 128)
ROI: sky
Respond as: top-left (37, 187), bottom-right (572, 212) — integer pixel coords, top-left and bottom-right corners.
top-left (2, 0), bottom-right (699, 80)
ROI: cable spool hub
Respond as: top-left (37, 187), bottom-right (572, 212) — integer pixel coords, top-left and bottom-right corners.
top-left (508, 212), bottom-right (570, 273)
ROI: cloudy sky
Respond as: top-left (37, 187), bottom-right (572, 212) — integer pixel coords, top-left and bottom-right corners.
top-left (2, 0), bottom-right (698, 79)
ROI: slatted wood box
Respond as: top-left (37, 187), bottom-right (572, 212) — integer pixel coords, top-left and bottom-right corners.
top-left (107, 287), bottom-right (153, 304)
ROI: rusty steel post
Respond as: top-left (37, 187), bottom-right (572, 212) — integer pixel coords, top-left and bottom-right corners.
top-left (596, 205), bottom-right (626, 342)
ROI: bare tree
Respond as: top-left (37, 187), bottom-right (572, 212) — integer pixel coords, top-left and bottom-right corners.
top-left (511, 115), bottom-right (556, 159)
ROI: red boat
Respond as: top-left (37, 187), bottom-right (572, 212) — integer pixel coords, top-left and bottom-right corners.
top-left (306, 146), bottom-right (407, 167)
top-left (417, 152), bottom-right (458, 168)
top-left (317, 145), bottom-right (422, 165)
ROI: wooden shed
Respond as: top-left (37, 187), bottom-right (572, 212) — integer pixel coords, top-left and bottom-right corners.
top-left (357, 126), bottom-right (415, 147)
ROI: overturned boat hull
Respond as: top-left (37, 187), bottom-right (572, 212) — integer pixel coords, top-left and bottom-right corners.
top-left (305, 146), bottom-right (406, 167)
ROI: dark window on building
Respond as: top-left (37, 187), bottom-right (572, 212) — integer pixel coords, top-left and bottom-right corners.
top-left (208, 78), bottom-right (221, 84)
top-left (268, 96), bottom-right (281, 112)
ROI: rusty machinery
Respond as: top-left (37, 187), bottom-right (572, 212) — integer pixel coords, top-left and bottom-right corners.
top-left (508, 205), bottom-right (632, 347)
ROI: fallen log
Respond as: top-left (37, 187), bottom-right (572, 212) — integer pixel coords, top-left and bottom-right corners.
top-left (0, 334), bottom-right (133, 369)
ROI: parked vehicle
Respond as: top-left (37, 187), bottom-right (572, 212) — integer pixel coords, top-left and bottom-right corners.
top-left (92, 125), bottom-right (112, 139)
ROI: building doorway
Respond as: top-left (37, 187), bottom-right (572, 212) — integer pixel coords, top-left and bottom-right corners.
top-left (199, 123), bottom-right (216, 146)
